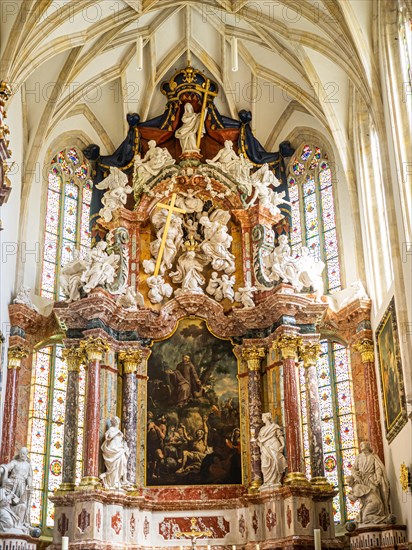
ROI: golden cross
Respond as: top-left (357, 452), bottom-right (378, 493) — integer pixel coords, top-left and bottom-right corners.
top-left (153, 193), bottom-right (186, 276)
top-left (196, 78), bottom-right (211, 150)
top-left (176, 518), bottom-right (212, 546)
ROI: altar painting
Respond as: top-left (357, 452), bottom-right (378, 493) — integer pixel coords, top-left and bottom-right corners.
top-left (376, 298), bottom-right (407, 442)
top-left (146, 318), bottom-right (241, 486)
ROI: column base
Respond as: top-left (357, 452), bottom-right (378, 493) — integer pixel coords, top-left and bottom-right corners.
top-left (284, 472), bottom-right (310, 486)
top-left (57, 482), bottom-right (76, 492)
top-left (78, 476), bottom-right (102, 489)
top-left (248, 479), bottom-right (262, 494)
top-left (310, 476), bottom-right (334, 491)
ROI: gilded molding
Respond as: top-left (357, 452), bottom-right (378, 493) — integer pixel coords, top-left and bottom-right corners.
top-left (119, 349), bottom-right (142, 374)
top-left (7, 345), bottom-right (28, 369)
top-left (62, 347), bottom-right (85, 372)
top-left (400, 462), bottom-right (410, 493)
top-left (81, 337), bottom-right (109, 362)
top-left (242, 346), bottom-right (265, 371)
top-left (275, 335), bottom-right (301, 360)
top-left (354, 338), bottom-right (374, 363)
top-left (299, 342), bottom-right (321, 367)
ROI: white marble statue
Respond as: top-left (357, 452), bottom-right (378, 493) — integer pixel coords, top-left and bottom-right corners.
top-left (100, 416), bottom-right (130, 490)
top-left (175, 189), bottom-right (204, 213)
top-left (270, 235), bottom-right (302, 289)
top-left (206, 272), bottom-right (224, 301)
top-left (175, 103), bottom-right (205, 153)
top-left (0, 448), bottom-right (33, 532)
top-left (117, 286), bottom-right (144, 311)
top-left (257, 413), bottom-right (287, 486)
top-left (13, 286), bottom-right (39, 313)
top-left (170, 250), bottom-right (207, 295)
top-left (235, 281), bottom-right (257, 309)
top-left (96, 167), bottom-right (132, 223)
top-left (327, 280), bottom-right (369, 312)
top-left (296, 246), bottom-right (325, 301)
top-left (221, 274), bottom-right (236, 302)
top-left (133, 140), bottom-right (175, 187)
top-left (246, 163), bottom-right (291, 216)
top-left (81, 241), bottom-right (120, 294)
top-left (146, 275), bottom-right (173, 304)
top-left (206, 141), bottom-right (254, 189)
top-left (199, 210), bottom-right (236, 275)
top-left (60, 250), bottom-right (90, 302)
top-left (347, 441), bottom-right (390, 525)
top-left (143, 210), bottom-right (184, 276)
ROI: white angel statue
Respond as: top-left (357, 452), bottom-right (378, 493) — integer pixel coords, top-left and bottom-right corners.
top-left (81, 241), bottom-right (119, 294)
top-left (96, 167), bottom-right (132, 223)
top-left (235, 281), bottom-right (257, 309)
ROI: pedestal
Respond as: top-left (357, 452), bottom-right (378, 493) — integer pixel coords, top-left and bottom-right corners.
top-left (347, 524), bottom-right (409, 549)
top-left (0, 533), bottom-right (38, 550)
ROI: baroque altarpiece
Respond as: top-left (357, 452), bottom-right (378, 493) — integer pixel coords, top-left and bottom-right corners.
top-left (1, 67), bottom-right (392, 550)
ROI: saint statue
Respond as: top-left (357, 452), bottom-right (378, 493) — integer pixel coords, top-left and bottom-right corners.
top-left (100, 416), bottom-right (131, 490)
top-left (347, 441), bottom-right (390, 525)
top-left (0, 447), bottom-right (33, 532)
top-left (175, 103), bottom-right (205, 153)
top-left (257, 413), bottom-right (287, 486)
top-left (13, 286), bottom-right (39, 313)
top-left (199, 210), bottom-right (236, 275)
top-left (60, 249), bottom-right (90, 302)
top-left (81, 241), bottom-right (119, 294)
top-left (95, 166), bottom-right (132, 223)
top-left (133, 140), bottom-right (175, 188)
top-left (170, 249), bottom-right (207, 295)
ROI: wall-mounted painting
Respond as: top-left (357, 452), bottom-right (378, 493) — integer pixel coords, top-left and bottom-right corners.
top-left (146, 318), bottom-right (242, 486)
top-left (376, 298), bottom-right (407, 443)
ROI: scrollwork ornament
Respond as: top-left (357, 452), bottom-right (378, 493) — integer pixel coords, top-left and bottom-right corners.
top-left (119, 349), bottom-right (142, 374)
top-left (7, 345), bottom-right (28, 369)
top-left (354, 338), bottom-right (374, 363)
top-left (81, 337), bottom-right (109, 362)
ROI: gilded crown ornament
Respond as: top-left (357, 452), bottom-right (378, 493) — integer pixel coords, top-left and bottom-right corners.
top-left (161, 66), bottom-right (218, 102)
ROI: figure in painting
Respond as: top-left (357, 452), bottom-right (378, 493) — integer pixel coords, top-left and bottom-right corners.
top-left (175, 103), bottom-right (205, 153)
top-left (166, 354), bottom-right (202, 406)
top-left (175, 417), bottom-right (211, 474)
top-left (348, 441), bottom-right (390, 525)
top-left (100, 416), bottom-right (131, 490)
top-left (0, 447), bottom-right (33, 532)
top-left (257, 413), bottom-right (287, 486)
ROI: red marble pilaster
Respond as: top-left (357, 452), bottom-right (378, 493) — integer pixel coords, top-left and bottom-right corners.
top-left (276, 334), bottom-right (308, 485)
top-left (354, 339), bottom-right (384, 462)
top-left (80, 337), bottom-right (109, 486)
top-left (0, 346), bottom-right (28, 463)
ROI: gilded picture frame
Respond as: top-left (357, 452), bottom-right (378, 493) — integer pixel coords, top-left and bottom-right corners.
top-left (376, 298), bottom-right (407, 442)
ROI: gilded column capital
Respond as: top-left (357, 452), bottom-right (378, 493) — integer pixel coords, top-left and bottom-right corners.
top-left (354, 338), bottom-right (374, 363)
top-left (242, 346), bottom-right (265, 371)
top-left (119, 349), bottom-right (142, 374)
top-left (7, 345), bottom-right (28, 369)
top-left (299, 342), bottom-right (321, 367)
top-left (81, 337), bottom-right (109, 362)
top-left (62, 347), bottom-right (85, 372)
top-left (275, 335), bottom-right (301, 360)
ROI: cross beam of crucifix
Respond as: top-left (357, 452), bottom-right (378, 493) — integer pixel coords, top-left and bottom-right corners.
top-left (153, 193), bottom-right (186, 276)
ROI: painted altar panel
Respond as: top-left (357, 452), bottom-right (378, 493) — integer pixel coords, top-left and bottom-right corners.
top-left (146, 318), bottom-right (241, 486)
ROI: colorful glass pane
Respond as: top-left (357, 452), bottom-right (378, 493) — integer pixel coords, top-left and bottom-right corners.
top-left (31, 453), bottom-right (45, 488)
top-left (293, 160), bottom-right (305, 175)
top-left (30, 490), bottom-right (43, 526)
top-left (46, 495), bottom-right (55, 527)
top-left (333, 495), bottom-right (341, 524)
top-left (33, 350), bottom-right (51, 386)
top-left (319, 167), bottom-right (332, 188)
top-left (303, 193), bottom-right (319, 239)
top-left (45, 190), bottom-right (60, 235)
top-left (67, 148), bottom-right (80, 165)
top-left (301, 145), bottom-right (313, 161)
top-left (336, 381), bottom-right (353, 415)
top-left (324, 228), bottom-right (339, 260)
top-left (326, 257), bottom-right (341, 291)
top-left (305, 235), bottom-right (321, 260)
top-left (33, 385), bottom-right (49, 418)
top-left (28, 418), bottom-right (47, 454)
top-left (320, 186), bottom-right (336, 231)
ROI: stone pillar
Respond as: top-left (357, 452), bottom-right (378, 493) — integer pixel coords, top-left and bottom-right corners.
top-left (119, 349), bottom-right (142, 486)
top-left (242, 346), bottom-right (265, 492)
top-left (60, 347), bottom-right (85, 491)
top-left (276, 334), bottom-right (308, 485)
top-left (354, 338), bottom-right (384, 462)
top-left (80, 337), bottom-right (109, 487)
top-left (0, 346), bottom-right (28, 463)
top-left (300, 341), bottom-right (333, 491)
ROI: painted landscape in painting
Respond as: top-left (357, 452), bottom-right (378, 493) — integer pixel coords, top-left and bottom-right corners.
top-left (146, 318), bottom-right (241, 486)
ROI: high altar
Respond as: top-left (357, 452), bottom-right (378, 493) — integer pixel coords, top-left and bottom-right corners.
top-left (1, 67), bottom-right (393, 550)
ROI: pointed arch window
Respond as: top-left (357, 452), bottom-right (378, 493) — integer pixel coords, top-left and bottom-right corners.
top-left (41, 147), bottom-right (92, 300)
top-left (299, 340), bottom-right (359, 524)
top-left (288, 144), bottom-right (341, 293)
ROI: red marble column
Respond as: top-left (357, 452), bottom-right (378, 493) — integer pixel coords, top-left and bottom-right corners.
top-left (354, 338), bottom-right (384, 462)
top-left (242, 346), bottom-right (265, 493)
top-left (276, 334), bottom-right (309, 485)
top-left (0, 346), bottom-right (28, 464)
top-left (79, 337), bottom-right (109, 487)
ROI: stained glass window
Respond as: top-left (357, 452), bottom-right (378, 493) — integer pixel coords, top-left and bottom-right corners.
top-left (288, 145), bottom-right (341, 293)
top-left (28, 345), bottom-right (86, 529)
top-left (41, 146), bottom-right (92, 300)
top-left (299, 341), bottom-right (359, 524)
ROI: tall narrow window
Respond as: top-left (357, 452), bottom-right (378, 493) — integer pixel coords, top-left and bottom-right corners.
top-left (41, 147), bottom-right (92, 300)
top-left (299, 341), bottom-right (359, 524)
top-left (399, 7), bottom-right (412, 103)
top-left (288, 144), bottom-right (341, 293)
top-left (28, 345), bottom-right (86, 529)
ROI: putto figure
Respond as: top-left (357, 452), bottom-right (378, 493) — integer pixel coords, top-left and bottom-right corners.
top-left (100, 416), bottom-right (131, 490)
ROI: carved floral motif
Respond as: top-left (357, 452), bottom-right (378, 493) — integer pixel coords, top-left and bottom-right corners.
top-left (318, 508), bottom-right (330, 531)
top-left (266, 508), bottom-right (276, 531)
top-left (111, 511), bottom-right (123, 535)
top-left (77, 509), bottom-right (90, 533)
top-left (57, 513), bottom-right (68, 536)
top-left (297, 503), bottom-right (310, 528)
top-left (252, 510), bottom-right (259, 534)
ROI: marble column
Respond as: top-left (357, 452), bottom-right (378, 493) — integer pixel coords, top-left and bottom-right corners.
top-left (80, 337), bottom-right (109, 487)
top-left (276, 334), bottom-right (309, 485)
top-left (300, 341), bottom-right (333, 491)
top-left (60, 347), bottom-right (85, 491)
top-left (354, 338), bottom-right (384, 462)
top-left (119, 349), bottom-right (142, 486)
top-left (242, 346), bottom-right (265, 492)
top-left (0, 346), bottom-right (28, 463)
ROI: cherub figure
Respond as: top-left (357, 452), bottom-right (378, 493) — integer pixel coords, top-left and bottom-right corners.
top-left (235, 281), bottom-right (257, 309)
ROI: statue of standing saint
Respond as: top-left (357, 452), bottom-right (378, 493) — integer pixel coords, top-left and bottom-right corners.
top-left (257, 412), bottom-right (287, 486)
top-left (175, 103), bottom-right (205, 153)
top-left (100, 416), bottom-right (131, 490)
